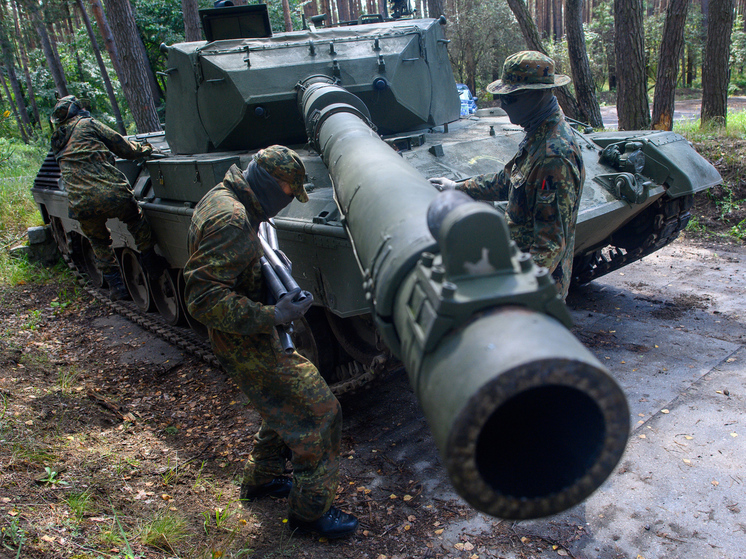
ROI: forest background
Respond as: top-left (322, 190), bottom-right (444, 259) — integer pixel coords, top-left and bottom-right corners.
top-left (1, 0), bottom-right (746, 145)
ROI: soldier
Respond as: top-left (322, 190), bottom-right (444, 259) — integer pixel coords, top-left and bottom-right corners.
top-left (50, 95), bottom-right (167, 301)
top-left (183, 146), bottom-right (358, 539)
top-left (430, 51), bottom-right (585, 299)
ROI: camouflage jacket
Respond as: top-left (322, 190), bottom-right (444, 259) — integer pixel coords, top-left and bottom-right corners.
top-left (459, 111), bottom-right (585, 297)
top-left (51, 116), bottom-right (149, 219)
top-left (184, 165), bottom-right (276, 337)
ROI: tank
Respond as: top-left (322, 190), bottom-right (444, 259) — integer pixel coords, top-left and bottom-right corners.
top-left (31, 5), bottom-right (720, 519)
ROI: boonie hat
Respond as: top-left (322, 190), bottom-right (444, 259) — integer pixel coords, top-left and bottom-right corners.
top-left (254, 145), bottom-right (308, 203)
top-left (50, 95), bottom-right (82, 125)
top-left (486, 51), bottom-right (571, 95)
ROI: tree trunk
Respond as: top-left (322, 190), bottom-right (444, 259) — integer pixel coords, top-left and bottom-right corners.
top-left (23, 0), bottom-right (69, 97)
top-left (553, 0), bottom-right (563, 41)
top-left (0, 5), bottom-right (33, 139)
top-left (282, 0), bottom-right (294, 31)
top-left (565, 0), bottom-right (604, 128)
top-left (128, 1), bottom-right (163, 106)
top-left (46, 21), bottom-right (68, 87)
top-left (651, 0), bottom-right (690, 130)
top-left (614, 0), bottom-right (650, 129)
top-left (701, 0), bottom-right (735, 126)
top-left (12, 0), bottom-right (42, 131)
top-left (104, 0), bottom-right (162, 132)
top-left (63, 0), bottom-right (85, 80)
top-left (75, 0), bottom-right (126, 134)
top-left (1, 72), bottom-right (29, 142)
top-left (607, 40), bottom-right (617, 89)
top-left (505, 0), bottom-right (582, 120)
top-left (181, 0), bottom-right (202, 42)
top-left (338, 0), bottom-right (350, 21)
top-left (88, 0), bottom-right (122, 77)
top-left (428, 0), bottom-right (444, 16)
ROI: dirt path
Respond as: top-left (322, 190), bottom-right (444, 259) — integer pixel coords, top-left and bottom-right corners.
top-left (1, 234), bottom-right (744, 558)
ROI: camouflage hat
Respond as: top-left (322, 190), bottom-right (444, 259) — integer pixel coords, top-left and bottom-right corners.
top-left (486, 51), bottom-right (571, 95)
top-left (50, 95), bottom-right (82, 125)
top-left (254, 145), bottom-right (308, 203)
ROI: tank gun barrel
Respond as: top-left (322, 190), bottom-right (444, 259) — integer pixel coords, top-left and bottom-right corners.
top-left (298, 78), bottom-right (630, 519)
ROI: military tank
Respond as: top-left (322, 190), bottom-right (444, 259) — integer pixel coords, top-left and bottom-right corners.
top-left (31, 5), bottom-right (720, 519)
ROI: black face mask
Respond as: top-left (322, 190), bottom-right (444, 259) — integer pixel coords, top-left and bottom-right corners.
top-left (244, 161), bottom-right (294, 219)
top-left (500, 89), bottom-right (558, 136)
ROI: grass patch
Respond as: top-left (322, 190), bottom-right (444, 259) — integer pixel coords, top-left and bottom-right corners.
top-left (57, 365), bottom-right (82, 394)
top-left (0, 139), bottom-right (57, 286)
top-left (675, 108), bottom-right (746, 141)
top-left (676, 110), bottom-right (746, 241)
top-left (65, 490), bottom-right (96, 520)
top-left (139, 510), bottom-right (189, 553)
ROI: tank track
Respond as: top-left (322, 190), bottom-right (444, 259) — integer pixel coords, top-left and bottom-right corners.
top-left (61, 255), bottom-right (388, 396)
top-left (573, 194), bottom-right (694, 285)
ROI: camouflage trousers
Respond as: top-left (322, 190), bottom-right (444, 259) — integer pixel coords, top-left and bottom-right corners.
top-left (211, 329), bottom-right (342, 522)
top-left (76, 198), bottom-right (155, 276)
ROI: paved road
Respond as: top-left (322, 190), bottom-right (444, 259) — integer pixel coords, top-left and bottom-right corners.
top-left (343, 237), bottom-right (746, 558)
top-left (600, 97), bottom-right (746, 129)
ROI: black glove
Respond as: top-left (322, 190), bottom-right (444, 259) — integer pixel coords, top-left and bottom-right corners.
top-left (429, 177), bottom-right (458, 191)
top-left (274, 288), bottom-right (314, 325)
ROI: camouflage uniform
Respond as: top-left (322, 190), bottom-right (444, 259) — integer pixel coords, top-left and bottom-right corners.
top-left (51, 97), bottom-right (154, 276)
top-left (459, 52), bottom-right (585, 298)
top-left (184, 161), bottom-right (341, 522)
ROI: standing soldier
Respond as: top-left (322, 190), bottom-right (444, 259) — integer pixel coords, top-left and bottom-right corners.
top-left (50, 95), bottom-right (167, 300)
top-left (183, 145), bottom-right (358, 539)
top-left (430, 51), bottom-right (585, 299)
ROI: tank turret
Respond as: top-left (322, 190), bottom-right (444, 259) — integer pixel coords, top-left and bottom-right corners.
top-left (162, 15), bottom-right (459, 153)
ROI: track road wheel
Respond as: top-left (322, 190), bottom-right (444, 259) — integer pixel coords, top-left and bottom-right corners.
top-left (151, 269), bottom-right (184, 325)
top-left (121, 248), bottom-right (153, 311)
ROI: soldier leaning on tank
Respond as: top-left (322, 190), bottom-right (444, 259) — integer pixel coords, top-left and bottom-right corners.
top-left (50, 95), bottom-right (168, 301)
top-left (183, 146), bottom-right (359, 539)
top-left (430, 51), bottom-right (585, 300)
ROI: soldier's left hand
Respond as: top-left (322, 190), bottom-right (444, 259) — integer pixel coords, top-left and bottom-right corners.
top-left (429, 177), bottom-right (458, 191)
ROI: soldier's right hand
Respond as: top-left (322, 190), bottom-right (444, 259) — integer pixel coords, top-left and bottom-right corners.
top-left (429, 177), bottom-right (458, 191)
top-left (141, 143), bottom-right (154, 157)
top-left (274, 288), bottom-right (314, 325)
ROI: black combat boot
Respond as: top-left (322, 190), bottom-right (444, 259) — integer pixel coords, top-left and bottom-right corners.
top-left (103, 271), bottom-right (130, 301)
top-left (240, 477), bottom-right (292, 503)
top-left (288, 506), bottom-right (359, 539)
top-left (140, 248), bottom-right (169, 280)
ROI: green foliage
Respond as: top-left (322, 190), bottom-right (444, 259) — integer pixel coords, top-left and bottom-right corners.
top-left (589, 0), bottom-right (615, 91)
top-left (202, 505), bottom-right (236, 535)
top-left (0, 517), bottom-right (26, 557)
top-left (260, 0), bottom-right (305, 32)
top-left (139, 510), bottom-right (188, 552)
top-left (0, 140), bottom-right (71, 287)
top-left (730, 16), bottom-right (746, 92)
top-left (57, 366), bottom-right (81, 393)
top-left (0, 139), bottom-right (46, 247)
top-left (676, 108), bottom-right (746, 140)
top-left (65, 490), bottom-right (96, 520)
top-left (445, 0), bottom-right (524, 95)
top-left (40, 466), bottom-right (69, 486)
